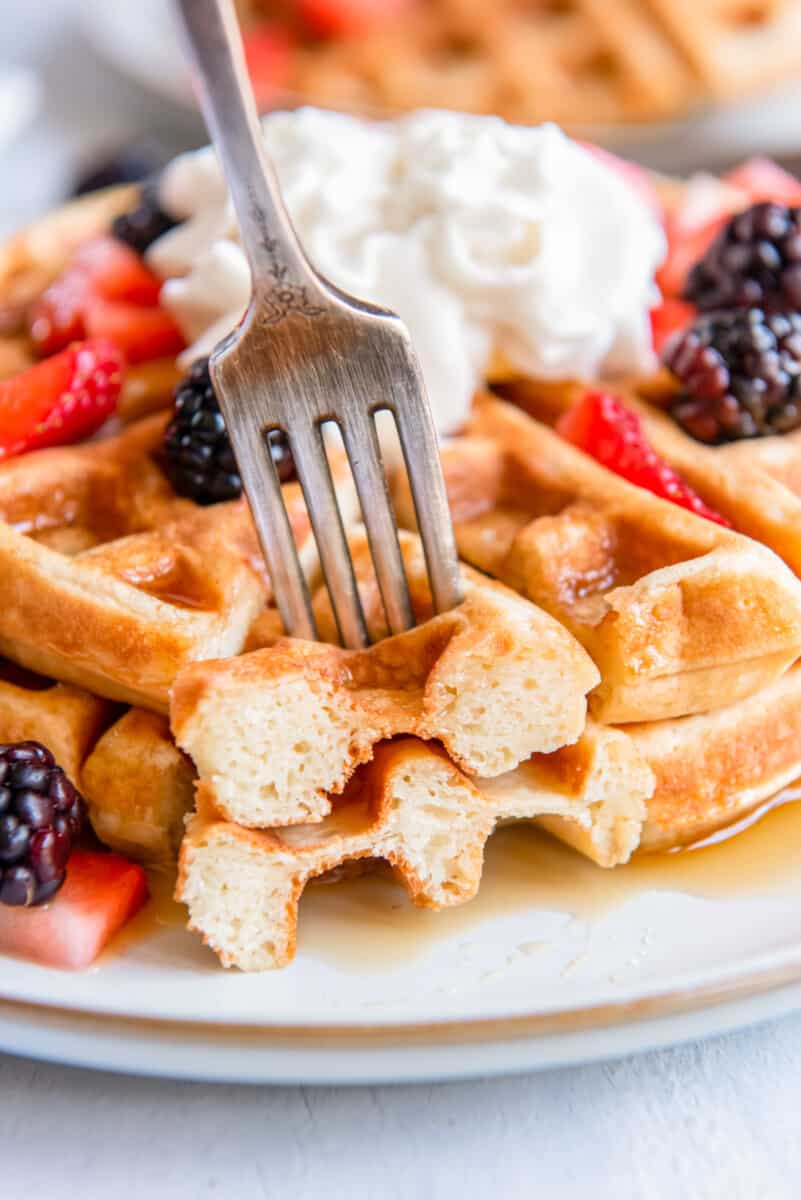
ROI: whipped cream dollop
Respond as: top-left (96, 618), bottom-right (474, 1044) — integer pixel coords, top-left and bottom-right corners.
top-left (149, 108), bottom-right (665, 436)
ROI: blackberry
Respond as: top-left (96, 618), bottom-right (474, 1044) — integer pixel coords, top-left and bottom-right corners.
top-left (72, 141), bottom-right (167, 198)
top-left (664, 308), bottom-right (801, 443)
top-left (684, 202), bottom-right (801, 312)
top-left (111, 181), bottom-right (178, 255)
top-left (163, 357), bottom-right (295, 505)
top-left (0, 741), bottom-right (85, 907)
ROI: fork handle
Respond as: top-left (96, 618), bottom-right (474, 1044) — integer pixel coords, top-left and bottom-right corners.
top-left (174, 0), bottom-right (317, 301)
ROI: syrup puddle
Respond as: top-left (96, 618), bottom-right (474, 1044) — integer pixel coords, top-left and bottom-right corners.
top-left (126, 787), bottom-right (801, 974)
top-left (297, 785), bottom-right (801, 972)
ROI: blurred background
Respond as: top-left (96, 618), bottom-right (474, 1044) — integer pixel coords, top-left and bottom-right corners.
top-left (6, 0), bottom-right (801, 234)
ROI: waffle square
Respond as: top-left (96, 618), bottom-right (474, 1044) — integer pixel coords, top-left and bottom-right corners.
top-left (395, 394), bottom-right (801, 725)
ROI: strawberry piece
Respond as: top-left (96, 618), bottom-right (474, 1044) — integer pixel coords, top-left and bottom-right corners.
top-left (723, 157), bottom-right (801, 207)
top-left (650, 298), bottom-right (696, 355)
top-left (0, 851), bottom-right (148, 970)
top-left (557, 391), bottom-right (731, 528)
top-left (0, 339), bottom-right (124, 462)
top-left (243, 24), bottom-right (293, 108)
top-left (83, 297), bottom-right (185, 365)
top-left (657, 213), bottom-right (728, 300)
top-left (30, 236), bottom-right (166, 356)
top-left (297, 0), bottom-right (414, 37)
top-left (580, 142), bottom-right (662, 216)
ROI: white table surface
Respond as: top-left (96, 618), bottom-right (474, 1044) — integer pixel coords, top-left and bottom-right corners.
top-left (4, 4), bottom-right (801, 1196)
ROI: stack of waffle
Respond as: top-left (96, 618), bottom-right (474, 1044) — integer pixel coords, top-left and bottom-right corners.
top-left (241, 0), bottom-right (801, 127)
top-left (6, 191), bottom-right (801, 971)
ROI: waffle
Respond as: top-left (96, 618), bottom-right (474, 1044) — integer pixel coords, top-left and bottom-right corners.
top-left (242, 0), bottom-right (801, 127)
top-left (501, 374), bottom-right (801, 582)
top-left (171, 530), bottom-right (600, 828)
top-left (82, 708), bottom-right (195, 863)
top-left (0, 412), bottom-right (359, 711)
top-left (178, 726), bottom-right (652, 971)
top-left (393, 394), bottom-right (801, 725)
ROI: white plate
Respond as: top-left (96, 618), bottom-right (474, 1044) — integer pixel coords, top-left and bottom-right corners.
top-left (78, 0), bottom-right (801, 172)
top-left (4, 801), bottom-right (801, 1083)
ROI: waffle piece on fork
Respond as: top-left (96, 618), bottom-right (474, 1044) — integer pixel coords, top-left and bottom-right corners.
top-left (171, 529), bottom-right (600, 828)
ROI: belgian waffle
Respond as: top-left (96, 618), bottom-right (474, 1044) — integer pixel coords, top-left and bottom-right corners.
top-left (0, 412), bottom-right (359, 710)
top-left (6, 170), bottom-right (801, 975)
top-left (393, 393), bottom-right (801, 725)
top-left (241, 0), bottom-right (801, 127)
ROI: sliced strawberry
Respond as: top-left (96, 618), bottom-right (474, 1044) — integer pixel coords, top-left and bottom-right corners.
top-left (557, 391), bottom-right (731, 528)
top-left (580, 142), bottom-right (661, 216)
top-left (0, 339), bottom-right (124, 462)
top-left (723, 157), bottom-right (801, 206)
top-left (297, 0), bottom-right (414, 37)
top-left (0, 851), bottom-right (148, 970)
top-left (657, 213), bottom-right (728, 300)
top-left (243, 24), bottom-right (293, 108)
top-left (650, 299), bottom-right (696, 355)
top-left (83, 298), bottom-right (185, 365)
top-left (30, 236), bottom-right (166, 356)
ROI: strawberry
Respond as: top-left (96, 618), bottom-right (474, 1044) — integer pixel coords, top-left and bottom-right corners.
top-left (83, 297), bottom-right (185, 365)
top-left (0, 850), bottom-right (148, 970)
top-left (580, 142), bottom-right (661, 216)
top-left (650, 298), bottom-right (696, 356)
top-left (0, 339), bottom-right (124, 462)
top-left (29, 235), bottom-right (174, 359)
top-left (557, 391), bottom-right (731, 528)
top-left (242, 24), bottom-right (293, 108)
top-left (657, 212), bottom-right (729, 300)
top-left (723, 157), bottom-right (801, 207)
top-left (297, 0), bottom-right (414, 37)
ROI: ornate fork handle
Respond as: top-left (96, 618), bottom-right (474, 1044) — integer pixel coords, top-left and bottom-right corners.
top-left (175, 0), bottom-right (325, 324)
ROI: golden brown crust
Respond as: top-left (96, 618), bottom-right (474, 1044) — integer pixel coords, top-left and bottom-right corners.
top-left (408, 394), bottom-right (801, 724)
top-left (632, 663), bottom-right (801, 850)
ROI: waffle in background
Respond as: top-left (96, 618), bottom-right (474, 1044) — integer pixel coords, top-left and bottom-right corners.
top-left (239, 0), bottom-right (801, 127)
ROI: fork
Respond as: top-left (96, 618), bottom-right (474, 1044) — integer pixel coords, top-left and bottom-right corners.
top-left (174, 0), bottom-right (463, 649)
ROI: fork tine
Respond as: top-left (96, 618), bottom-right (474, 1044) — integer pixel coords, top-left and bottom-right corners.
top-left (223, 417), bottom-right (318, 642)
top-left (341, 409), bottom-right (414, 637)
top-left (393, 399), bottom-right (464, 615)
top-left (290, 421), bottom-right (369, 649)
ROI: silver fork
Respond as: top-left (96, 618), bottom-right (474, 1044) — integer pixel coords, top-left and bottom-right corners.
top-left (175, 0), bottom-right (463, 649)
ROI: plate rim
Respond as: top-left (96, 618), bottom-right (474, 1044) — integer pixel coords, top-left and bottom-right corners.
top-left (4, 966), bottom-right (801, 1084)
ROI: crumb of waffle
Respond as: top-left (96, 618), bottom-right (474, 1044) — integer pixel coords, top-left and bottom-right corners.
top-left (171, 529), bottom-right (600, 829)
top-left (177, 729), bottom-right (652, 971)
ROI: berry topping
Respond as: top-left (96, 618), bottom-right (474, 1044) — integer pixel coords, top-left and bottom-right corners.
top-left (163, 357), bottom-right (295, 505)
top-left (557, 390), bottom-right (731, 527)
top-left (664, 308), bottom-right (801, 443)
top-left (0, 742), bottom-right (84, 908)
top-left (72, 143), bottom-right (168, 198)
top-left (650, 299), bottom-right (696, 356)
top-left (297, 0), bottom-right (413, 37)
top-left (0, 339), bottom-right (124, 462)
top-left (111, 182), bottom-right (179, 255)
top-left (243, 24), bottom-right (293, 108)
top-left (0, 849), bottom-right (148, 969)
top-left (683, 202), bottom-right (801, 312)
top-left (29, 235), bottom-right (184, 363)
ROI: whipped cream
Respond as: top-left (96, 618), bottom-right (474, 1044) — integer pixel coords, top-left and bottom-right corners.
top-left (149, 108), bottom-right (666, 436)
